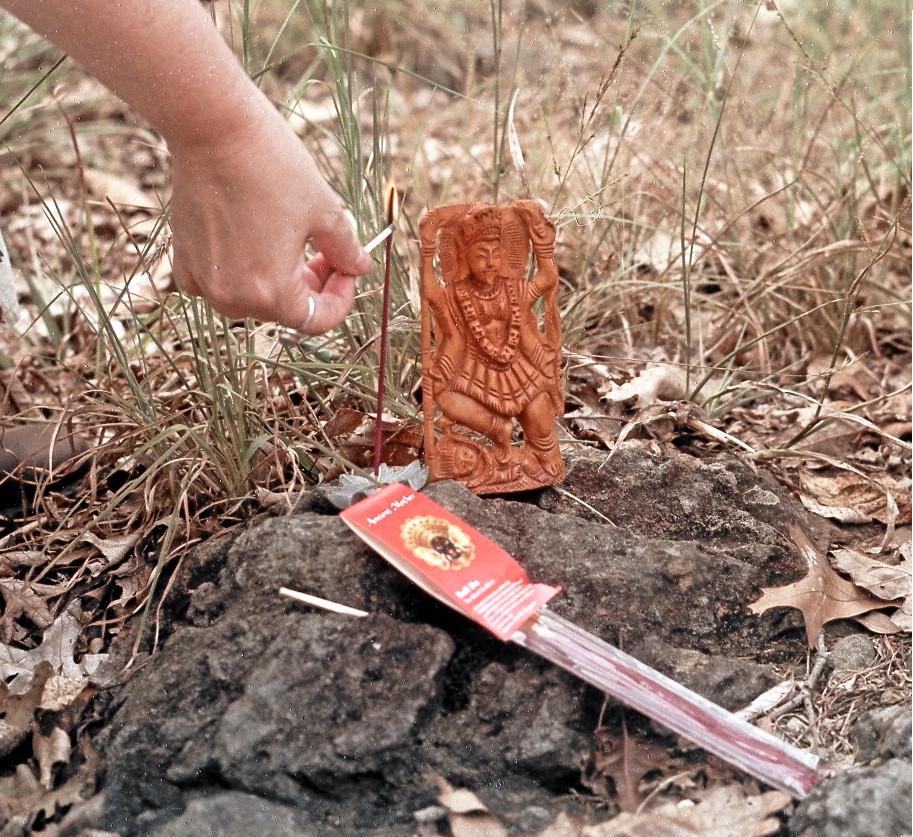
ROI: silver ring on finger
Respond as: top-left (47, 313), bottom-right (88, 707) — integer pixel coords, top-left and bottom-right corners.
top-left (277, 295), bottom-right (319, 347)
top-left (300, 295), bottom-right (318, 331)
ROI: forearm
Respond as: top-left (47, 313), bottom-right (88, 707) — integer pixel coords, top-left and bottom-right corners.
top-left (529, 262), bottom-right (558, 300)
top-left (0, 0), bottom-right (273, 147)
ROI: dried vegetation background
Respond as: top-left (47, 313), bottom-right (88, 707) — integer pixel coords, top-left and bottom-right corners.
top-left (0, 0), bottom-right (909, 831)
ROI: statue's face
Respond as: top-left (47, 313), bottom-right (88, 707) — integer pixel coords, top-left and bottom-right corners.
top-left (452, 445), bottom-right (476, 476)
top-left (467, 239), bottom-right (502, 287)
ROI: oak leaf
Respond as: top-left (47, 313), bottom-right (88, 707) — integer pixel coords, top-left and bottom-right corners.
top-left (749, 525), bottom-right (894, 647)
top-left (0, 606), bottom-right (106, 706)
top-left (831, 543), bottom-right (911, 631)
top-left (580, 784), bottom-right (791, 837)
top-left (798, 469), bottom-right (909, 525)
top-left (583, 716), bottom-right (674, 812)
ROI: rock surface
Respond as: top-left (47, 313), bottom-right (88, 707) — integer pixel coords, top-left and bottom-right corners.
top-left (790, 759), bottom-right (912, 837)
top-left (828, 634), bottom-right (878, 673)
top-left (852, 704), bottom-right (912, 763)
top-left (96, 445), bottom-right (829, 834)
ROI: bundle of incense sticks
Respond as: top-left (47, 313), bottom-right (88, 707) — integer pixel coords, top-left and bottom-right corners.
top-left (514, 609), bottom-right (822, 798)
top-left (339, 482), bottom-right (825, 799)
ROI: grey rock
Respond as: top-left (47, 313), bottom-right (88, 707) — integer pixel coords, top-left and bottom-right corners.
top-left (829, 634), bottom-right (878, 673)
top-left (790, 758), bottom-right (912, 837)
top-left (628, 636), bottom-right (776, 710)
top-left (423, 480), bottom-right (807, 658)
top-left (515, 804), bottom-right (554, 831)
top-left (98, 446), bottom-right (827, 834)
top-left (424, 660), bottom-right (592, 790)
top-left (213, 615), bottom-right (454, 801)
top-left (147, 792), bottom-right (318, 837)
top-left (540, 445), bottom-right (827, 550)
top-left (853, 704), bottom-right (912, 763)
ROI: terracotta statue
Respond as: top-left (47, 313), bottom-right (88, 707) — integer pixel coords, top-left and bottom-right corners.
top-left (419, 200), bottom-right (564, 494)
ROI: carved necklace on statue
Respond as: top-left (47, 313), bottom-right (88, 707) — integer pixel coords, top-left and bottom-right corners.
top-left (455, 276), bottom-right (521, 365)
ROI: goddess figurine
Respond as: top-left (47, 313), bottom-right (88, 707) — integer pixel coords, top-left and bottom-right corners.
top-left (419, 200), bottom-right (564, 494)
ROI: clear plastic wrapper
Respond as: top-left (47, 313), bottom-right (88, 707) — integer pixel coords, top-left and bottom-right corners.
top-left (514, 609), bottom-right (823, 798)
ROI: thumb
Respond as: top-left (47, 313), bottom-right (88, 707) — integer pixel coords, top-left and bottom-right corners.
top-left (311, 207), bottom-right (373, 276)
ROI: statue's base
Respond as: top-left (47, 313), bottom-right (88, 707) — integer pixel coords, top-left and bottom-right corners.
top-left (426, 433), bottom-right (564, 496)
top-left (469, 469), bottom-right (565, 496)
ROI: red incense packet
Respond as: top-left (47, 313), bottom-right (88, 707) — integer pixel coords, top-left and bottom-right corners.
top-left (340, 482), bottom-right (824, 798)
top-left (340, 482), bottom-right (559, 640)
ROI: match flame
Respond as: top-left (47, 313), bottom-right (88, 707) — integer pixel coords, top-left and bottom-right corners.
top-left (384, 180), bottom-right (400, 225)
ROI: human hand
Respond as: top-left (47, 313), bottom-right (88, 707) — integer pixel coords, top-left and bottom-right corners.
top-left (169, 107), bottom-right (373, 334)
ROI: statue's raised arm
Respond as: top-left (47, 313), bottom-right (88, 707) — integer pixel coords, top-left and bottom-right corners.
top-left (512, 199), bottom-right (558, 302)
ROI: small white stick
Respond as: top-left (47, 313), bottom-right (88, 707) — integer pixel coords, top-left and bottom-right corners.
top-left (362, 223), bottom-right (395, 253)
top-left (279, 586), bottom-right (369, 618)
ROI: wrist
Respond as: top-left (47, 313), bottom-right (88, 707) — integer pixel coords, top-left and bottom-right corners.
top-left (162, 82), bottom-right (279, 156)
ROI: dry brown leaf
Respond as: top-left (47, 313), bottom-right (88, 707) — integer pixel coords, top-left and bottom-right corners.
top-left (565, 405), bottom-right (623, 448)
top-left (891, 597), bottom-right (912, 631)
top-left (0, 736), bottom-right (98, 829)
top-left (80, 531), bottom-right (139, 574)
top-left (583, 718), bottom-right (674, 812)
top-left (34, 724), bottom-right (71, 789)
top-left (580, 785), bottom-right (791, 837)
top-left (798, 469), bottom-right (910, 525)
top-left (320, 408), bottom-right (423, 472)
top-left (0, 550), bottom-right (46, 569)
top-left (601, 365), bottom-right (687, 407)
top-left (831, 545), bottom-right (911, 602)
top-left (749, 525), bottom-right (894, 647)
top-left (851, 610), bottom-right (902, 635)
top-left (434, 774), bottom-right (508, 837)
top-left (0, 606), bottom-right (106, 702)
top-left (0, 661), bottom-right (52, 758)
top-left (0, 577), bottom-right (55, 634)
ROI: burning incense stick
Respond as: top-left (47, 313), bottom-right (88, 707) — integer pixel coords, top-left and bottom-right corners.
top-left (372, 182), bottom-right (400, 475)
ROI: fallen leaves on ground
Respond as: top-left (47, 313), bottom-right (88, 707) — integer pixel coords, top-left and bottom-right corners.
top-left (0, 736), bottom-right (99, 832)
top-left (831, 542), bottom-right (911, 631)
top-left (538, 785), bottom-right (791, 836)
top-left (565, 405), bottom-right (623, 449)
top-left (582, 716), bottom-right (677, 811)
top-left (433, 774), bottom-right (508, 837)
top-left (798, 468), bottom-right (910, 526)
top-left (318, 407), bottom-right (423, 474)
top-left (749, 525), bottom-right (895, 646)
top-left (80, 530), bottom-right (140, 576)
top-left (0, 605), bottom-right (107, 703)
top-left (600, 364), bottom-right (687, 408)
top-left (0, 662), bottom-right (52, 758)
